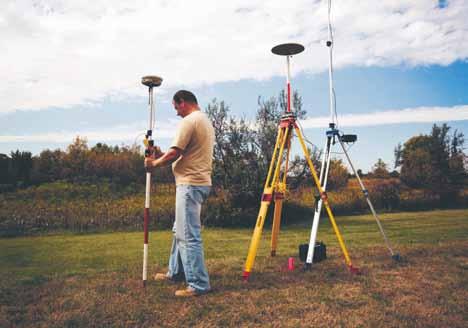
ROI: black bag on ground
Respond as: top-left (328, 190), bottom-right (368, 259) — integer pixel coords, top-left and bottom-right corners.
top-left (299, 242), bottom-right (327, 262)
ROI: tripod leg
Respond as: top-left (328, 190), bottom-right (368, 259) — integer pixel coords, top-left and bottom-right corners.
top-left (270, 196), bottom-right (282, 257)
top-left (295, 127), bottom-right (358, 272)
top-left (271, 136), bottom-right (291, 257)
top-left (271, 182), bottom-right (285, 256)
top-left (338, 139), bottom-right (400, 260)
top-left (263, 127), bottom-right (284, 189)
top-left (249, 127), bottom-right (283, 262)
top-left (243, 127), bottom-right (291, 280)
top-left (305, 136), bottom-right (332, 269)
top-left (243, 192), bottom-right (272, 280)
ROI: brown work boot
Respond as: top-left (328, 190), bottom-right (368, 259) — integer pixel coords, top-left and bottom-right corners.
top-left (175, 287), bottom-right (198, 297)
top-left (154, 273), bottom-right (170, 281)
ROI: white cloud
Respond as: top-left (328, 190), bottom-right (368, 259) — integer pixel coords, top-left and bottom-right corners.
top-left (301, 104), bottom-right (468, 128)
top-left (1, 0), bottom-right (467, 112)
top-left (2, 104), bottom-right (467, 144)
top-left (0, 119), bottom-right (178, 143)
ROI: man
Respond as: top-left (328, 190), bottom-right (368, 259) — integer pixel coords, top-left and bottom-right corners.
top-left (144, 90), bottom-right (215, 297)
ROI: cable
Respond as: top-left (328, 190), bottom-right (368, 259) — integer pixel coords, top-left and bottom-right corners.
top-left (134, 132), bottom-right (146, 146)
top-left (330, 144), bottom-right (354, 156)
top-left (296, 119), bottom-right (318, 149)
top-left (344, 142), bottom-right (355, 152)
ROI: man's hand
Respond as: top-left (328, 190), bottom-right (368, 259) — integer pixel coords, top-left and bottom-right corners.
top-left (144, 147), bottom-right (182, 170)
top-left (144, 145), bottom-right (164, 170)
top-left (153, 146), bottom-right (164, 158)
top-left (144, 157), bottom-right (157, 169)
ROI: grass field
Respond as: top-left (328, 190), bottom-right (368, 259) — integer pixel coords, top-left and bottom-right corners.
top-left (1, 209), bottom-right (467, 327)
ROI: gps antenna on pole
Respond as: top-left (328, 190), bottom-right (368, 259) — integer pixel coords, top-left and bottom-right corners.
top-left (141, 75), bottom-right (162, 288)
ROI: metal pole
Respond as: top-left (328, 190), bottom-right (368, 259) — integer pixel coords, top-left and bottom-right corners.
top-left (305, 135), bottom-right (333, 267)
top-left (140, 75), bottom-right (162, 287)
top-left (286, 56), bottom-right (292, 113)
top-left (295, 126), bottom-right (357, 272)
top-left (338, 138), bottom-right (400, 259)
top-left (305, 0), bottom-right (338, 268)
top-left (327, 0), bottom-right (336, 125)
top-left (143, 86), bottom-right (154, 287)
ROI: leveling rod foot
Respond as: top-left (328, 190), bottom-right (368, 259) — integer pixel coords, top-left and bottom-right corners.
top-left (142, 280), bottom-right (147, 288)
top-left (303, 263), bottom-right (312, 271)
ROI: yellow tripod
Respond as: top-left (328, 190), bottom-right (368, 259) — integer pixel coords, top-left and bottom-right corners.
top-left (242, 43), bottom-right (358, 281)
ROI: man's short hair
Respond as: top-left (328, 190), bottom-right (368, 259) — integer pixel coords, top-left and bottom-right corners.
top-left (173, 90), bottom-right (198, 105)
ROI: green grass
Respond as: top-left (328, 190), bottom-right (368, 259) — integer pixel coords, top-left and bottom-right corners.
top-left (1, 209), bottom-right (467, 327)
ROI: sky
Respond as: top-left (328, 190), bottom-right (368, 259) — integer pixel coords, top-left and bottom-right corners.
top-left (1, 0), bottom-right (468, 172)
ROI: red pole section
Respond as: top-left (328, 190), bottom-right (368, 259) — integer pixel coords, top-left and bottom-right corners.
top-left (286, 55), bottom-right (292, 113)
top-left (143, 167), bottom-right (151, 287)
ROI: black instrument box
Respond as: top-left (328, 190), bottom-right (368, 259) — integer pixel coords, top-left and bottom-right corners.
top-left (299, 242), bottom-right (327, 262)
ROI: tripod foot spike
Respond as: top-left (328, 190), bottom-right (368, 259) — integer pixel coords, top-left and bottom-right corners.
top-left (142, 280), bottom-right (147, 288)
top-left (303, 263), bottom-right (312, 271)
top-left (392, 253), bottom-right (402, 262)
top-left (348, 265), bottom-right (361, 275)
top-left (242, 271), bottom-right (250, 282)
top-left (270, 250), bottom-right (276, 257)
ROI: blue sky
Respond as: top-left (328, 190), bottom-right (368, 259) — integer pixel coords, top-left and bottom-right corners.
top-left (1, 0), bottom-right (468, 172)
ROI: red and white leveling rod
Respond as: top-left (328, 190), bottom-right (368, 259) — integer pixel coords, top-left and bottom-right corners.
top-left (141, 75), bottom-right (163, 287)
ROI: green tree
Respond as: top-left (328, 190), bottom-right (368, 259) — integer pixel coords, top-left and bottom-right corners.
top-left (205, 99), bottom-right (259, 196)
top-left (326, 159), bottom-right (349, 190)
top-left (255, 90), bottom-right (306, 170)
top-left (395, 124), bottom-right (466, 205)
top-left (205, 99), bottom-right (232, 189)
top-left (10, 150), bottom-right (33, 187)
top-left (63, 136), bottom-right (89, 180)
top-left (0, 154), bottom-right (12, 188)
top-left (287, 145), bottom-right (322, 190)
top-left (32, 149), bottom-right (65, 183)
top-left (204, 90), bottom-right (311, 223)
top-left (371, 158), bottom-right (390, 178)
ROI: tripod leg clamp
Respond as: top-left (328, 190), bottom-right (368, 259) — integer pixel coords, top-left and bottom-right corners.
top-left (261, 193), bottom-right (273, 202)
top-left (320, 191), bottom-right (328, 202)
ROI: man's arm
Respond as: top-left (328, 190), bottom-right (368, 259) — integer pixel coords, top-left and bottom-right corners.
top-left (144, 147), bottom-right (182, 169)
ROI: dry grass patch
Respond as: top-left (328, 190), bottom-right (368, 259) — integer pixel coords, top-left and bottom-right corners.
top-left (2, 241), bottom-right (467, 327)
top-left (1, 209), bottom-right (467, 327)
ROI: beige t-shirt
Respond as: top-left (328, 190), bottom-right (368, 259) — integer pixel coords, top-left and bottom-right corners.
top-left (171, 110), bottom-right (215, 186)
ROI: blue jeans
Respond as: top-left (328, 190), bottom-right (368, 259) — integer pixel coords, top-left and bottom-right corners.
top-left (167, 185), bottom-right (211, 293)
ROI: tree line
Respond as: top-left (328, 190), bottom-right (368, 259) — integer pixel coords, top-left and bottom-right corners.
top-left (394, 123), bottom-right (466, 205)
top-left (0, 139), bottom-right (173, 192)
top-left (1, 91), bottom-right (466, 208)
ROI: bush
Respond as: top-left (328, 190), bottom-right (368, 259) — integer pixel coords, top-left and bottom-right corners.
top-left (203, 189), bottom-right (258, 227)
top-left (367, 179), bottom-right (401, 211)
top-left (0, 181), bottom-right (176, 236)
top-left (2, 179), bottom-right (467, 236)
